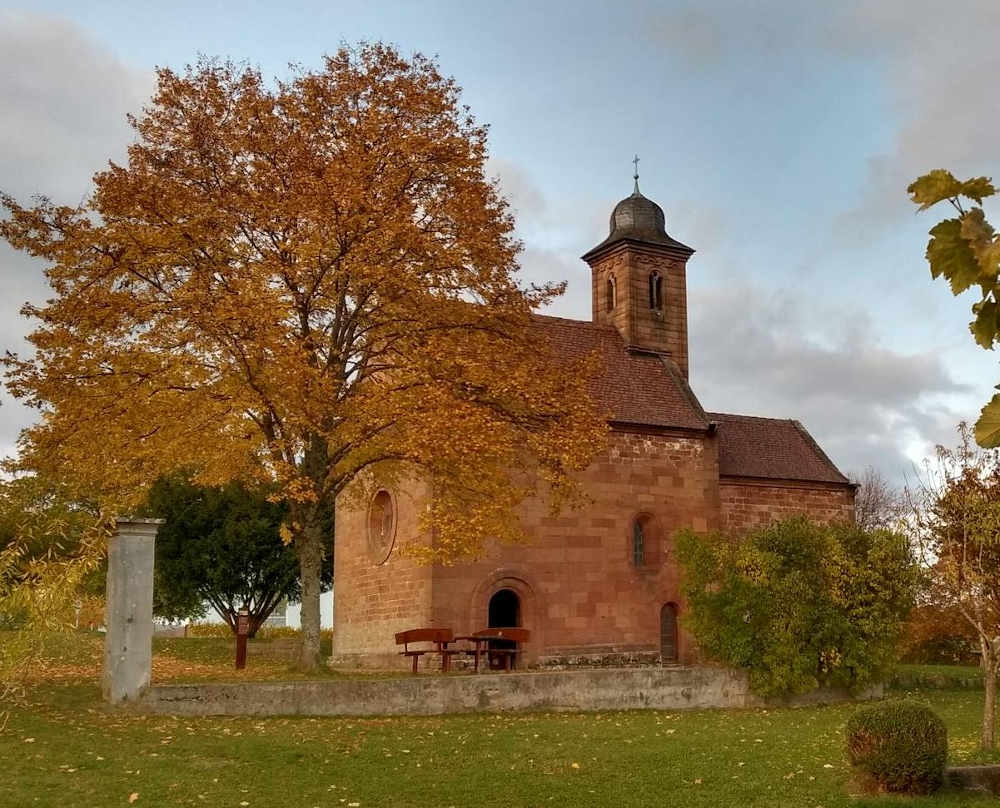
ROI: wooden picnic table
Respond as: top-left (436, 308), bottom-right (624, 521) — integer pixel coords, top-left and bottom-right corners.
top-left (455, 628), bottom-right (530, 672)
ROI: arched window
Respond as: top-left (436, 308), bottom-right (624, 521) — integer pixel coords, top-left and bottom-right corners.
top-left (367, 490), bottom-right (396, 564)
top-left (648, 271), bottom-right (663, 310)
top-left (605, 275), bottom-right (616, 312)
top-left (632, 518), bottom-right (645, 567)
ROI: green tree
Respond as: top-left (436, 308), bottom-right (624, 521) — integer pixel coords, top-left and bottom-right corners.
top-left (908, 170), bottom-right (1000, 446)
top-left (145, 474), bottom-right (331, 637)
top-left (676, 517), bottom-right (917, 698)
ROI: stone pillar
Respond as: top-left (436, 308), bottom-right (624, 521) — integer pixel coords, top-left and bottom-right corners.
top-left (103, 518), bottom-right (163, 705)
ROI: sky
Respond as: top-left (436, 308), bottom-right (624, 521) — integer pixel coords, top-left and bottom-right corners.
top-left (1, 0), bottom-right (999, 485)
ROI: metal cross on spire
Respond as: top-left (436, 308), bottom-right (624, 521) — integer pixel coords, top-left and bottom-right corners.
top-left (632, 154), bottom-right (640, 193)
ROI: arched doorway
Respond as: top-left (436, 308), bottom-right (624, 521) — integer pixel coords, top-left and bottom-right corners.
top-left (488, 588), bottom-right (521, 669)
top-left (660, 603), bottom-right (679, 664)
top-left (489, 588), bottom-right (520, 628)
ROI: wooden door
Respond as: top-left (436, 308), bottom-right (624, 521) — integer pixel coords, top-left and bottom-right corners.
top-left (660, 603), bottom-right (678, 664)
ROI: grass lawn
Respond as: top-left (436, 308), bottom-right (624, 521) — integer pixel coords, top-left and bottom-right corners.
top-left (7, 631), bottom-right (357, 685)
top-left (2, 638), bottom-right (999, 807)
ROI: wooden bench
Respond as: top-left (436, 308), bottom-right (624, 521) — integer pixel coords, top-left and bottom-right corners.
top-left (394, 628), bottom-right (459, 673)
top-left (460, 627), bottom-right (531, 672)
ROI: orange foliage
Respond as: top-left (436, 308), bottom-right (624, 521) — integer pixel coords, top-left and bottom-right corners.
top-left (0, 44), bottom-right (606, 667)
top-left (901, 603), bottom-right (978, 664)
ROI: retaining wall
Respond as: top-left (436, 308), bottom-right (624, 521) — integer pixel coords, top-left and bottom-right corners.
top-left (139, 666), bottom-right (881, 717)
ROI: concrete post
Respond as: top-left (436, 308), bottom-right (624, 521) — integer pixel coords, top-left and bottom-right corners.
top-left (103, 518), bottom-right (163, 704)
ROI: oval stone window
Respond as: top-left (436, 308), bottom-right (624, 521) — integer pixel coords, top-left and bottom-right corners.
top-left (368, 490), bottom-right (396, 564)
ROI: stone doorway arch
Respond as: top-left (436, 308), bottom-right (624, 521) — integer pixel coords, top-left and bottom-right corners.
top-left (469, 570), bottom-right (542, 666)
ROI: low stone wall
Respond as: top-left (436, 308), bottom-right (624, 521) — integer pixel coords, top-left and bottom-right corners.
top-left (139, 666), bottom-right (881, 718)
top-left (947, 765), bottom-right (1000, 795)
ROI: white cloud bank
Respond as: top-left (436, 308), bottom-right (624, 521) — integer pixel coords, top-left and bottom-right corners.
top-left (0, 11), bottom-right (153, 457)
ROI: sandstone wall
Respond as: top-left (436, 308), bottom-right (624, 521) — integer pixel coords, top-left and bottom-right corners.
top-left (429, 428), bottom-right (720, 666)
top-left (719, 477), bottom-right (855, 534)
top-left (590, 244), bottom-right (690, 377)
top-left (331, 477), bottom-right (434, 667)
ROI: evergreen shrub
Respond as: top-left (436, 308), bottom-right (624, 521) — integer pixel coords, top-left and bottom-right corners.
top-left (845, 700), bottom-right (947, 794)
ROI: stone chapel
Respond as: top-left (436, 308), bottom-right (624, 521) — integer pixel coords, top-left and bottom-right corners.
top-left (331, 179), bottom-right (856, 668)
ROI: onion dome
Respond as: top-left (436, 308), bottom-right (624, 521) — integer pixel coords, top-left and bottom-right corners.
top-left (582, 170), bottom-right (693, 261)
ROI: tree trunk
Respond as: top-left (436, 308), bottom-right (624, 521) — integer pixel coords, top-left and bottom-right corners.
top-left (293, 509), bottom-right (325, 672)
top-left (984, 650), bottom-right (998, 750)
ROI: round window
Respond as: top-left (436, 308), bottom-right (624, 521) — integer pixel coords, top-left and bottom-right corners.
top-left (367, 490), bottom-right (396, 564)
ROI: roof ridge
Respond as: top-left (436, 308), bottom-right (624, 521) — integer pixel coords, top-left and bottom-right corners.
top-left (707, 411), bottom-right (797, 424)
top-left (531, 313), bottom-right (616, 331)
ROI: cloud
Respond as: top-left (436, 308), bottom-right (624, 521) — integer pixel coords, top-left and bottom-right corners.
top-left (829, 0), bottom-right (1000, 239)
top-left (488, 155), bottom-right (547, 224)
top-left (0, 11), bottom-right (153, 458)
top-left (646, 8), bottom-right (724, 73)
top-left (688, 281), bottom-right (973, 483)
top-left (0, 11), bottom-right (154, 203)
top-left (517, 245), bottom-right (591, 319)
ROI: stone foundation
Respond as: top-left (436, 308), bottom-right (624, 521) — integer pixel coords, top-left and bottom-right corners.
top-left (139, 666), bottom-right (881, 717)
top-left (538, 651), bottom-right (664, 669)
top-left (329, 650), bottom-right (669, 672)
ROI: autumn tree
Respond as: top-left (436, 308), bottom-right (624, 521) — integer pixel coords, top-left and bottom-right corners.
top-left (0, 474), bottom-right (108, 694)
top-left (908, 422), bottom-right (1000, 749)
top-left (901, 602), bottom-right (978, 665)
top-left (909, 170), bottom-right (1000, 445)
top-left (0, 474), bottom-right (101, 598)
top-left (0, 45), bottom-right (606, 669)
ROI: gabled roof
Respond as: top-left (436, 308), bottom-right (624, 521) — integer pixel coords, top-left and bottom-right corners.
top-left (708, 412), bottom-right (850, 485)
top-left (534, 314), bottom-right (709, 431)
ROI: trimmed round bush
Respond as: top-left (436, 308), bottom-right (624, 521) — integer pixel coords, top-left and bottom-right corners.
top-left (845, 700), bottom-right (947, 794)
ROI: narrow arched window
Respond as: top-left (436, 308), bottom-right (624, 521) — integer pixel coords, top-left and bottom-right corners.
top-left (606, 275), bottom-right (616, 312)
top-left (648, 271), bottom-right (663, 310)
top-left (632, 518), bottom-right (645, 567)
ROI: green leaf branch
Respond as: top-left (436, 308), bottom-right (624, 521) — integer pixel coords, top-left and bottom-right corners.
top-left (909, 170), bottom-right (1000, 446)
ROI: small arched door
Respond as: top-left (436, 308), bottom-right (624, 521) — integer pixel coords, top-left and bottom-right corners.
top-left (488, 588), bottom-right (521, 669)
top-left (489, 588), bottom-right (520, 628)
top-left (660, 603), bottom-right (679, 664)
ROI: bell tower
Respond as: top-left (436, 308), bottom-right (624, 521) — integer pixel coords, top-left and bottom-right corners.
top-left (582, 166), bottom-right (695, 378)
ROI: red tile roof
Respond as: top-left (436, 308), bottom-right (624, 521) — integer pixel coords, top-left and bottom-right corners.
top-left (533, 314), bottom-right (708, 431)
top-left (534, 315), bottom-right (848, 485)
top-left (708, 412), bottom-right (850, 485)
